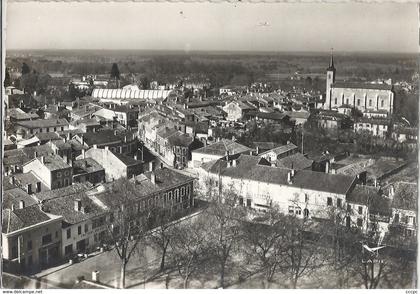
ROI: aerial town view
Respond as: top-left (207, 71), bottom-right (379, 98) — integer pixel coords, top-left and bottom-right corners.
top-left (2, 1), bottom-right (418, 290)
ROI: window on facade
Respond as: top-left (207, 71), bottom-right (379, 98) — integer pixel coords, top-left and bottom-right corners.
top-left (394, 213), bottom-right (400, 223)
top-left (67, 228), bottom-right (71, 239)
top-left (289, 206), bottom-right (295, 214)
top-left (27, 240), bottom-right (32, 251)
top-left (246, 199), bottom-right (252, 207)
top-left (110, 213), bottom-right (114, 223)
top-left (57, 172), bottom-right (62, 178)
top-left (42, 234), bottom-right (52, 245)
top-left (347, 204), bottom-right (351, 212)
top-left (168, 191), bottom-right (173, 201)
top-left (327, 197), bottom-right (332, 206)
top-left (85, 224), bottom-right (89, 233)
top-left (407, 216), bottom-right (415, 225)
top-left (358, 206), bottom-right (363, 215)
top-left (381, 100), bottom-right (384, 107)
top-left (239, 197), bottom-right (244, 206)
top-left (357, 218), bottom-right (363, 227)
top-left (304, 208), bottom-right (309, 218)
top-left (305, 194), bottom-right (309, 203)
top-left (405, 229), bottom-right (414, 237)
top-left (65, 245), bottom-right (73, 256)
top-left (295, 208), bottom-right (301, 215)
top-left (11, 246), bottom-right (18, 259)
top-left (334, 98), bottom-right (337, 105)
top-left (78, 226), bottom-right (82, 235)
top-left (181, 187), bottom-right (185, 196)
top-left (357, 99), bottom-right (361, 106)
top-left (369, 100), bottom-right (372, 107)
top-left (337, 198), bottom-right (342, 208)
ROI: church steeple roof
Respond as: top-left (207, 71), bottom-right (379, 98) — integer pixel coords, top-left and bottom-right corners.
top-left (327, 48), bottom-right (335, 71)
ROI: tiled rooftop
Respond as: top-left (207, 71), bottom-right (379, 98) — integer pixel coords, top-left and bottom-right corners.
top-left (2, 206), bottom-right (52, 234)
top-left (15, 118), bottom-right (69, 129)
top-left (32, 182), bottom-right (92, 202)
top-left (203, 154), bottom-right (355, 195)
top-left (260, 143), bottom-right (298, 156)
top-left (73, 158), bottom-right (104, 175)
top-left (276, 153), bottom-right (313, 170)
top-left (193, 139), bottom-right (251, 157)
top-left (3, 188), bottom-right (38, 210)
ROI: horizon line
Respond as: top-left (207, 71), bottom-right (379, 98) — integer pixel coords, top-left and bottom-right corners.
top-left (6, 48), bottom-right (419, 55)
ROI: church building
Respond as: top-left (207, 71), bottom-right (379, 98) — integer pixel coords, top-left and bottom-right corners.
top-left (323, 53), bottom-right (395, 115)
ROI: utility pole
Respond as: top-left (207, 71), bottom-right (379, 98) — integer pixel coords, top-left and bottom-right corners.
top-left (301, 127), bottom-right (304, 154)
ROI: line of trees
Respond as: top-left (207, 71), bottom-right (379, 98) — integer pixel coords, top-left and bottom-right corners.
top-left (101, 178), bottom-right (415, 289)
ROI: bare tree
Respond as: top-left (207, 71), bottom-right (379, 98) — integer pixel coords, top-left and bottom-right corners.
top-left (147, 206), bottom-right (176, 272)
top-left (241, 205), bottom-right (289, 287)
top-left (280, 215), bottom-right (329, 289)
top-left (103, 179), bottom-right (151, 289)
top-left (169, 215), bottom-right (209, 288)
top-left (203, 181), bottom-right (246, 288)
top-left (323, 207), bottom-right (365, 288)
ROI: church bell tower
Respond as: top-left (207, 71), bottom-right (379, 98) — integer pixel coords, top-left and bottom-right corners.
top-left (325, 49), bottom-right (336, 110)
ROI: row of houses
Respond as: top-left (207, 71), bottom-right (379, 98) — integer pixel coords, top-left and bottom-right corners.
top-left (2, 166), bottom-right (195, 274)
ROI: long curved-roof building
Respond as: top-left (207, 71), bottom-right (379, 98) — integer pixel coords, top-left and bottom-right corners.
top-left (92, 88), bottom-right (173, 100)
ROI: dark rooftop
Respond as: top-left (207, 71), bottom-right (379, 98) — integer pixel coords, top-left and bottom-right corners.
top-left (2, 206), bottom-right (53, 234)
top-left (193, 139), bottom-right (251, 157)
top-left (32, 182), bottom-right (92, 202)
top-left (15, 118), bottom-right (68, 129)
top-left (276, 153), bottom-right (313, 170)
top-left (332, 82), bottom-right (393, 91)
top-left (3, 188), bottom-right (38, 210)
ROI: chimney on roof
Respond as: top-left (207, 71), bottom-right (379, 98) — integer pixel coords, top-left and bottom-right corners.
top-left (134, 154), bottom-right (137, 161)
top-left (287, 171), bottom-right (293, 184)
top-left (150, 172), bottom-right (156, 185)
top-left (92, 127), bottom-right (96, 133)
top-left (105, 146), bottom-right (109, 151)
top-left (11, 204), bottom-right (15, 211)
top-left (81, 134), bottom-right (85, 146)
top-left (34, 151), bottom-right (38, 158)
top-left (40, 156), bottom-right (45, 164)
top-left (74, 199), bottom-right (82, 212)
top-left (225, 150), bottom-right (230, 160)
top-left (9, 176), bottom-right (15, 186)
top-left (67, 133), bottom-right (71, 141)
top-left (325, 161), bottom-right (330, 174)
top-left (271, 163), bottom-right (276, 167)
top-left (82, 149), bottom-right (86, 159)
top-left (119, 146), bottom-right (123, 154)
top-left (114, 130), bottom-right (117, 136)
top-left (19, 200), bottom-right (25, 209)
top-left (149, 161), bottom-right (154, 172)
top-left (160, 162), bottom-right (164, 169)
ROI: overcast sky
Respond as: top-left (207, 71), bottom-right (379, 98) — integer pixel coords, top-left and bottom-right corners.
top-left (5, 2), bottom-right (419, 53)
